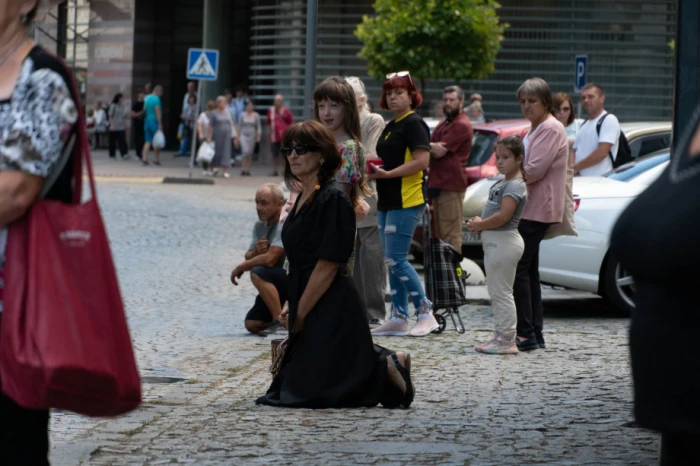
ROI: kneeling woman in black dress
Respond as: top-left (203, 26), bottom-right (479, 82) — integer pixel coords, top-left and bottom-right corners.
top-left (256, 120), bottom-right (413, 409)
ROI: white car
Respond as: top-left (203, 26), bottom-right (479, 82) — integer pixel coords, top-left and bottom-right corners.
top-left (538, 160), bottom-right (668, 315)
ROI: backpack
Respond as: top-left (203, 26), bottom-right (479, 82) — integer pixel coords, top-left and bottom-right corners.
top-left (583, 113), bottom-right (631, 168)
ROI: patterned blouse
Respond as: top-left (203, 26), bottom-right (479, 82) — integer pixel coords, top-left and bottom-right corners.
top-left (334, 138), bottom-right (364, 185)
top-left (0, 46), bottom-right (78, 309)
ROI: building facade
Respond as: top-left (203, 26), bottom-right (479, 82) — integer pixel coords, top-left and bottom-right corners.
top-left (37, 0), bottom-right (677, 145)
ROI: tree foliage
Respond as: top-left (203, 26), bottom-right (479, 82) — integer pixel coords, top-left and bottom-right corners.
top-left (355, 0), bottom-right (506, 85)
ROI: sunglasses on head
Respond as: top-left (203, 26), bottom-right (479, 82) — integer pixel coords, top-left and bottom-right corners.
top-left (386, 71), bottom-right (414, 87)
top-left (280, 144), bottom-right (318, 157)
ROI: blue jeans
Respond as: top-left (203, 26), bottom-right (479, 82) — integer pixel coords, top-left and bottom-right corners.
top-left (378, 204), bottom-right (429, 320)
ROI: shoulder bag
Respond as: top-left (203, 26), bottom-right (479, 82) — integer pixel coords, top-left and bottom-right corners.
top-left (0, 62), bottom-right (142, 417)
top-left (543, 167), bottom-right (578, 240)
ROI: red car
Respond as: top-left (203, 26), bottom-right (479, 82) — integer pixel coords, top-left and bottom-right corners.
top-left (411, 119), bottom-right (531, 261)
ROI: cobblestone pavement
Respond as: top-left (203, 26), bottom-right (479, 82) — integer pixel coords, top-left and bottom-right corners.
top-left (49, 181), bottom-right (659, 465)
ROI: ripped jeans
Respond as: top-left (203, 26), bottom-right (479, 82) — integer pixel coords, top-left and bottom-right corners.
top-left (378, 204), bottom-right (429, 320)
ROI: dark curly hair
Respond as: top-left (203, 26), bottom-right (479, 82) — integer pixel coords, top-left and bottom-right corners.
top-left (282, 121), bottom-right (342, 193)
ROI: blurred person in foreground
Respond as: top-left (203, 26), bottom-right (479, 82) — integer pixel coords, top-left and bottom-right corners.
top-left (611, 108), bottom-right (700, 465)
top-left (0, 0), bottom-right (79, 463)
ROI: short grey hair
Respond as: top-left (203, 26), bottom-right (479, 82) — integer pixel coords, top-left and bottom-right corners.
top-left (345, 76), bottom-right (369, 112)
top-left (216, 95), bottom-right (227, 105)
top-left (443, 85), bottom-right (464, 101)
top-left (257, 183), bottom-right (285, 203)
top-left (516, 77), bottom-right (553, 112)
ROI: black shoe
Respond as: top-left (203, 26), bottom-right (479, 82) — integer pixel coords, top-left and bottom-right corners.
top-left (259, 321), bottom-right (285, 337)
top-left (516, 336), bottom-right (539, 352)
top-left (535, 333), bottom-right (546, 349)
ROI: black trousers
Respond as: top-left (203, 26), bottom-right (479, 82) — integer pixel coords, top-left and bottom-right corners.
top-left (133, 121), bottom-right (145, 159)
top-left (0, 392), bottom-right (50, 465)
top-left (660, 432), bottom-right (700, 465)
top-left (0, 317), bottom-right (50, 465)
top-left (108, 130), bottom-right (128, 158)
top-left (514, 219), bottom-right (550, 339)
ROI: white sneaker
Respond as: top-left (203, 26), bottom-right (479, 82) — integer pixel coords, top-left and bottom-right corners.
top-left (371, 319), bottom-right (409, 336)
top-left (410, 314), bottom-right (439, 336)
top-left (223, 172), bottom-right (231, 179)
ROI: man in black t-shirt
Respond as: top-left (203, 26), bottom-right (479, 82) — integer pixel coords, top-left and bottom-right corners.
top-left (131, 89), bottom-right (145, 159)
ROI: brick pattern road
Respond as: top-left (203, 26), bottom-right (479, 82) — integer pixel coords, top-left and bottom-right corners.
top-left (49, 181), bottom-right (658, 465)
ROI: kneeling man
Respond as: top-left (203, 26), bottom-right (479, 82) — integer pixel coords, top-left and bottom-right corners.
top-left (231, 183), bottom-right (287, 335)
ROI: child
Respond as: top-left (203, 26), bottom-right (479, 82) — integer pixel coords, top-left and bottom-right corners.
top-left (313, 77), bottom-right (372, 273)
top-left (467, 136), bottom-right (528, 354)
top-left (313, 76), bottom-right (371, 220)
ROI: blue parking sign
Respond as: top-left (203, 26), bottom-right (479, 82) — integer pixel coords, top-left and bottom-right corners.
top-left (574, 55), bottom-right (588, 94)
top-left (187, 49), bottom-right (219, 81)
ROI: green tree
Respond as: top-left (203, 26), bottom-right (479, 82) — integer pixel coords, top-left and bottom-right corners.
top-left (355, 0), bottom-right (506, 90)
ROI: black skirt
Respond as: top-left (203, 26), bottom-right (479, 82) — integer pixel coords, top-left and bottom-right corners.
top-left (256, 270), bottom-right (402, 409)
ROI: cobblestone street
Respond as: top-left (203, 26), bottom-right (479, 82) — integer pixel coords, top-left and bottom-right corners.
top-left (49, 179), bottom-right (659, 465)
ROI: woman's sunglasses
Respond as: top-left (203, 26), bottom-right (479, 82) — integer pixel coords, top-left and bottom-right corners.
top-left (386, 71), bottom-right (414, 87)
top-left (555, 107), bottom-right (572, 113)
top-left (280, 144), bottom-right (318, 157)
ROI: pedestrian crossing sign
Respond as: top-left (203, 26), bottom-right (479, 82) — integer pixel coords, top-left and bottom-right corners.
top-left (187, 49), bottom-right (219, 81)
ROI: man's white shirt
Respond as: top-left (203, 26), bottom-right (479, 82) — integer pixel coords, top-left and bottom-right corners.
top-left (573, 111), bottom-right (620, 177)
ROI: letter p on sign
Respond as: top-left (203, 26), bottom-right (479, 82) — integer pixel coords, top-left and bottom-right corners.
top-left (574, 55), bottom-right (587, 94)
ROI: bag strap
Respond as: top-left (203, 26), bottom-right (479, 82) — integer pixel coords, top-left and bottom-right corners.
top-left (594, 113), bottom-right (615, 163)
top-left (39, 133), bottom-right (76, 199)
top-left (60, 61), bottom-right (97, 205)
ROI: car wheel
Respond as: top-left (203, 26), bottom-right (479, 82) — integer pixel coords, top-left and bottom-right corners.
top-left (603, 253), bottom-right (635, 316)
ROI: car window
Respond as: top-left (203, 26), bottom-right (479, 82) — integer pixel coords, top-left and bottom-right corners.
top-left (628, 132), bottom-right (672, 160)
top-left (468, 132), bottom-right (498, 167)
top-left (637, 132), bottom-right (672, 158)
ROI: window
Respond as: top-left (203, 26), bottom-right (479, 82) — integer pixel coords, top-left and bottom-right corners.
top-left (468, 132), bottom-right (498, 167)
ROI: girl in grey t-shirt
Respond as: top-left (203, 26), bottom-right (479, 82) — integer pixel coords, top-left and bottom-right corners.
top-left (467, 136), bottom-right (528, 354)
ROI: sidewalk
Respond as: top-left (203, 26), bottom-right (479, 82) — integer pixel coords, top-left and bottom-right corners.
top-left (51, 304), bottom-right (656, 465)
top-left (91, 149), bottom-right (284, 190)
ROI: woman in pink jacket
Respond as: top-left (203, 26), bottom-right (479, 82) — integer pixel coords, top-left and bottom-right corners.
top-left (514, 78), bottom-right (568, 351)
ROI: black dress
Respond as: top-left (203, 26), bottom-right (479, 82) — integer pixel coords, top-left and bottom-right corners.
top-left (610, 108), bottom-right (700, 436)
top-left (256, 185), bottom-right (402, 408)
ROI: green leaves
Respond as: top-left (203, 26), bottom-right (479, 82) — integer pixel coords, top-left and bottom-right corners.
top-left (355, 0), bottom-right (506, 84)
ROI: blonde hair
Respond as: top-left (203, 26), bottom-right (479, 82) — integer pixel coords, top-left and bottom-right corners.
top-left (345, 76), bottom-right (369, 112)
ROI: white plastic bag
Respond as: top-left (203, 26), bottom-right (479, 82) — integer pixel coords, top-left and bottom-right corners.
top-left (152, 130), bottom-right (166, 150)
top-left (196, 141), bottom-right (215, 163)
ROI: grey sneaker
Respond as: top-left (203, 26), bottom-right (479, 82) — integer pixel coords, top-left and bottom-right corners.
top-left (259, 321), bottom-right (285, 337)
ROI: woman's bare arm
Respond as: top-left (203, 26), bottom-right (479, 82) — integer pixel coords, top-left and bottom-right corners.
top-left (0, 172), bottom-right (44, 228)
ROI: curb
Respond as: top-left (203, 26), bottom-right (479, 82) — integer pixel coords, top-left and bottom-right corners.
top-left (163, 177), bottom-right (215, 185)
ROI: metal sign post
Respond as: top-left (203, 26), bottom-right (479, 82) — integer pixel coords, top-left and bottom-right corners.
top-left (186, 48), bottom-right (219, 175)
top-left (303, 0), bottom-right (318, 120)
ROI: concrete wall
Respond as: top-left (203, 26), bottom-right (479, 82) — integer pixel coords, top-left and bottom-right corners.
top-left (85, 0), bottom-right (137, 115)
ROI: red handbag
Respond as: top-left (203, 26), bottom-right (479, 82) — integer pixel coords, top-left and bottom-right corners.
top-left (0, 63), bottom-right (141, 417)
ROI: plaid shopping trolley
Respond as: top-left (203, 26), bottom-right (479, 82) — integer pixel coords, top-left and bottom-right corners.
top-left (423, 205), bottom-right (468, 334)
